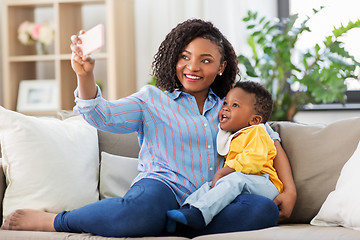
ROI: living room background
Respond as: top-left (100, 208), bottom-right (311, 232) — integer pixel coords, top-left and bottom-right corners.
top-left (1, 0), bottom-right (359, 124)
top-left (0, 0), bottom-right (278, 106)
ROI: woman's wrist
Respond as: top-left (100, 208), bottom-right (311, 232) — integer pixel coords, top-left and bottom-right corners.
top-left (77, 73), bottom-right (97, 100)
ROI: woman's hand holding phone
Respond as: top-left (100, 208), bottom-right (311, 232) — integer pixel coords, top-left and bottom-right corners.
top-left (70, 24), bottom-right (104, 77)
top-left (70, 25), bottom-right (104, 99)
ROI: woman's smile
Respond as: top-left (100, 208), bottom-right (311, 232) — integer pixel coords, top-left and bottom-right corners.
top-left (184, 73), bottom-right (202, 82)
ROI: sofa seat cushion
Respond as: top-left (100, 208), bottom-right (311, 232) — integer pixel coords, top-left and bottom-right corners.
top-left (1, 225), bottom-right (359, 240)
top-left (0, 229), bottom-right (191, 240)
top-left (192, 224), bottom-right (360, 240)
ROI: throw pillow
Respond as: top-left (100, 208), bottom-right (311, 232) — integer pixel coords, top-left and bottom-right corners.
top-left (99, 151), bottom-right (139, 199)
top-left (270, 117), bottom-right (360, 223)
top-left (310, 140), bottom-right (360, 230)
top-left (0, 107), bottom-right (99, 220)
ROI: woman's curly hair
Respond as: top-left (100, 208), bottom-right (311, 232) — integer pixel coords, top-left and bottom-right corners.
top-left (152, 19), bottom-right (239, 98)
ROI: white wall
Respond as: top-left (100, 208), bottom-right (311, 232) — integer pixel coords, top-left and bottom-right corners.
top-left (294, 110), bottom-right (360, 125)
top-left (134, 0), bottom-right (277, 88)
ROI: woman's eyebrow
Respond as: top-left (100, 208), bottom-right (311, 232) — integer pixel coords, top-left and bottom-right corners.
top-left (182, 50), bottom-right (215, 59)
top-left (200, 53), bottom-right (215, 59)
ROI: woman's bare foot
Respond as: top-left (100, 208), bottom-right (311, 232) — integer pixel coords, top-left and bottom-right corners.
top-left (1, 209), bottom-right (56, 232)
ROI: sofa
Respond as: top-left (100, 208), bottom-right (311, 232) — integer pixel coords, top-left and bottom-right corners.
top-left (1, 107), bottom-right (360, 240)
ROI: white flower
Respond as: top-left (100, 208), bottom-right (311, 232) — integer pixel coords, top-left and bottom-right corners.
top-left (18, 21), bottom-right (35, 45)
top-left (38, 22), bottom-right (55, 45)
top-left (18, 32), bottom-right (31, 45)
top-left (18, 21), bottom-right (54, 46)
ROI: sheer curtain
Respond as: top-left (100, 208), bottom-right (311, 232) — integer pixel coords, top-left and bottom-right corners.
top-left (0, 0), bottom-right (2, 104)
top-left (134, 0), bottom-right (277, 88)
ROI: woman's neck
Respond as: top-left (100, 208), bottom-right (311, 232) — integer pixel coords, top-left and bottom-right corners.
top-left (194, 93), bottom-right (208, 115)
top-left (181, 88), bottom-right (209, 115)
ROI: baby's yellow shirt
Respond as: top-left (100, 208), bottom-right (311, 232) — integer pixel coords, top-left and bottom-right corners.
top-left (222, 125), bottom-right (283, 193)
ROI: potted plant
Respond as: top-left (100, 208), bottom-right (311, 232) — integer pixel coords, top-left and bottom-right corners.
top-left (238, 8), bottom-right (360, 121)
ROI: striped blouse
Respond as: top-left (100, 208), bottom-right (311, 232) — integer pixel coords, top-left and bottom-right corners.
top-left (74, 85), bottom-right (279, 205)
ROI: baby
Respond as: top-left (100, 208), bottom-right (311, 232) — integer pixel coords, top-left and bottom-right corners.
top-left (167, 81), bottom-right (283, 231)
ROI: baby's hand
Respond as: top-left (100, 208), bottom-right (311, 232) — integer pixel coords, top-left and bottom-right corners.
top-left (211, 175), bottom-right (221, 188)
top-left (70, 31), bottom-right (95, 76)
top-left (211, 166), bottom-right (235, 188)
top-left (273, 190), bottom-right (297, 222)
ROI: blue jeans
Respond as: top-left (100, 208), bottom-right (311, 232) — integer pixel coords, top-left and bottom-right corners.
top-left (184, 172), bottom-right (280, 225)
top-left (54, 178), bottom-right (279, 237)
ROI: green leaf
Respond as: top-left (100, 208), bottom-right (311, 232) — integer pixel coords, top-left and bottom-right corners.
top-left (285, 14), bottom-right (298, 32)
top-left (247, 36), bottom-right (257, 58)
top-left (263, 21), bottom-right (271, 30)
top-left (259, 16), bottom-right (266, 24)
top-left (243, 10), bottom-right (252, 21)
top-left (312, 6), bottom-right (324, 14)
top-left (330, 42), bottom-right (348, 57)
top-left (251, 30), bottom-right (263, 37)
top-left (332, 19), bottom-right (360, 38)
top-left (327, 54), bottom-right (354, 71)
top-left (315, 44), bottom-right (320, 55)
top-left (243, 16), bottom-right (251, 22)
top-left (324, 36), bottom-right (333, 47)
top-left (238, 55), bottom-right (258, 78)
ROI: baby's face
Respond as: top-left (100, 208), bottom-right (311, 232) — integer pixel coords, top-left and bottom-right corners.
top-left (219, 88), bottom-right (257, 133)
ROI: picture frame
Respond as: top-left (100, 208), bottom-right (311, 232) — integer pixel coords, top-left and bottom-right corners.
top-left (17, 79), bottom-right (59, 112)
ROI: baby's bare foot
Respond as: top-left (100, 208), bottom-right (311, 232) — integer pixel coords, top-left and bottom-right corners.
top-left (1, 209), bottom-right (56, 232)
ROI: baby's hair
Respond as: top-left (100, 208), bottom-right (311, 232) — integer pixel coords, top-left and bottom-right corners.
top-left (234, 81), bottom-right (273, 122)
top-left (152, 19), bottom-right (239, 98)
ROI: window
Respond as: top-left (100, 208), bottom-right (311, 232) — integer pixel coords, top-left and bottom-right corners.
top-left (290, 0), bottom-right (360, 107)
top-left (290, 0), bottom-right (360, 89)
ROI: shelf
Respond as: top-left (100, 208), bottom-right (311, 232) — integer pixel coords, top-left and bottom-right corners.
top-left (5, 0), bottom-right (104, 6)
top-left (9, 55), bottom-right (56, 62)
top-left (58, 0), bottom-right (104, 3)
top-left (5, 1), bottom-right (53, 7)
top-left (8, 52), bottom-right (107, 62)
top-left (2, 0), bottom-right (136, 116)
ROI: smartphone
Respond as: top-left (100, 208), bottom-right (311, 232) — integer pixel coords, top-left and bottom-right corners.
top-left (78, 24), bottom-right (104, 56)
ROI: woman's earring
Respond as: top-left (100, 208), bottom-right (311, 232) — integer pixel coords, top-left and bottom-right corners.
top-left (219, 72), bottom-right (223, 76)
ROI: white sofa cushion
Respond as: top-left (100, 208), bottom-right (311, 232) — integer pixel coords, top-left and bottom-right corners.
top-left (99, 151), bottom-right (138, 199)
top-left (0, 107), bottom-right (99, 220)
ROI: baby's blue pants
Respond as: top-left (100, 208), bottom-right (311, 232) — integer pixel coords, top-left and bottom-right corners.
top-left (184, 172), bottom-right (280, 225)
top-left (54, 178), bottom-right (279, 238)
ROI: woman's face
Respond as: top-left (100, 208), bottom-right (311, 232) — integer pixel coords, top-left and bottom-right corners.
top-left (176, 37), bottom-right (226, 98)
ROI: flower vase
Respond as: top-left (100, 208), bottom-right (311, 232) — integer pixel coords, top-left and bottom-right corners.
top-left (36, 42), bottom-right (48, 55)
